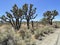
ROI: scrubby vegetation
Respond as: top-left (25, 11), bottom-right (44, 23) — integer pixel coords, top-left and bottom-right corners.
top-left (0, 24), bottom-right (56, 45)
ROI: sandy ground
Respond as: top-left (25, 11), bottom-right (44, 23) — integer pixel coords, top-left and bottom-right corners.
top-left (36, 28), bottom-right (60, 45)
top-left (55, 29), bottom-right (60, 45)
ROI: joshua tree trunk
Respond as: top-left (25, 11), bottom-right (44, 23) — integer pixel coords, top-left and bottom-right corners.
top-left (50, 19), bottom-right (52, 25)
top-left (19, 19), bottom-right (22, 29)
top-left (27, 19), bottom-right (30, 29)
top-left (11, 19), bottom-right (15, 28)
top-left (9, 19), bottom-right (16, 29)
top-left (9, 18), bottom-right (22, 30)
top-left (31, 21), bottom-right (34, 29)
top-left (16, 18), bottom-right (20, 30)
top-left (47, 19), bottom-right (51, 25)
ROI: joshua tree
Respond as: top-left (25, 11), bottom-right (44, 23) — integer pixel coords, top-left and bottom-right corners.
top-left (22, 4), bottom-right (37, 29)
top-left (50, 10), bottom-right (58, 25)
top-left (43, 11), bottom-right (51, 24)
top-left (0, 4), bottom-right (23, 30)
top-left (43, 10), bottom-right (58, 25)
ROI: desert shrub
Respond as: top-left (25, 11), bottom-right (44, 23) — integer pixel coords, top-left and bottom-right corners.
top-left (24, 38), bottom-right (36, 45)
top-left (53, 23), bottom-right (59, 28)
top-left (42, 26), bottom-right (55, 34)
top-left (34, 28), bottom-right (44, 40)
top-left (34, 26), bottom-right (55, 40)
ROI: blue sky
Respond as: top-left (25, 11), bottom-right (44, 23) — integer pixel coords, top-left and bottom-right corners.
top-left (0, 0), bottom-right (60, 21)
